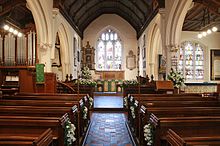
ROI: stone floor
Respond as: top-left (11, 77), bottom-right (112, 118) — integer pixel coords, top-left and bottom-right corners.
top-left (84, 94), bottom-right (134, 146)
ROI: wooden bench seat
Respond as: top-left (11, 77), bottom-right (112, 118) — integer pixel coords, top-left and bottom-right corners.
top-left (2, 93), bottom-right (91, 110)
top-left (0, 97), bottom-right (89, 145)
top-left (0, 114), bottom-right (69, 146)
top-left (145, 106), bottom-right (220, 117)
top-left (166, 129), bottom-right (220, 146)
top-left (142, 100), bottom-right (220, 107)
top-left (3, 94), bottom-right (86, 101)
top-left (0, 99), bottom-right (79, 107)
top-left (149, 114), bottom-right (220, 146)
top-left (0, 128), bottom-right (53, 146)
top-left (127, 93), bottom-right (220, 146)
top-left (130, 93), bottom-right (218, 101)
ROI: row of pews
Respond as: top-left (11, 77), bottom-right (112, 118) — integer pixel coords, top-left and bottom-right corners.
top-left (0, 92), bottom-right (93, 146)
top-left (124, 93), bottom-right (220, 146)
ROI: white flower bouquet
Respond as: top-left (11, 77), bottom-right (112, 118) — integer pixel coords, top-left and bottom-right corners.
top-left (167, 68), bottom-right (185, 88)
top-left (88, 95), bottom-right (93, 108)
top-left (82, 106), bottom-right (88, 120)
top-left (64, 119), bottom-right (76, 146)
top-left (123, 96), bottom-right (128, 108)
top-left (144, 123), bottom-right (154, 146)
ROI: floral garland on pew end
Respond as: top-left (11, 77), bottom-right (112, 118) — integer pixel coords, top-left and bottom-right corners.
top-left (82, 105), bottom-right (88, 120)
top-left (64, 118), bottom-right (76, 146)
top-left (130, 103), bottom-right (138, 119)
top-left (144, 123), bottom-right (154, 146)
top-left (87, 95), bottom-right (93, 108)
top-left (123, 96), bottom-right (128, 108)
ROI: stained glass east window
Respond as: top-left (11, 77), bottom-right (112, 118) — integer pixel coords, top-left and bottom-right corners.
top-left (96, 29), bottom-right (122, 70)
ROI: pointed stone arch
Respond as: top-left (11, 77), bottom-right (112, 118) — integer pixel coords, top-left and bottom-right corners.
top-left (166, 0), bottom-right (193, 47)
top-left (142, 13), bottom-right (163, 79)
top-left (57, 23), bottom-right (71, 80)
top-left (26, 0), bottom-right (49, 49)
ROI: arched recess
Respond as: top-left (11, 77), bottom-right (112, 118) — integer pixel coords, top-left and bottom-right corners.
top-left (143, 13), bottom-right (163, 79)
top-left (165, 0), bottom-right (193, 47)
top-left (57, 24), bottom-right (70, 80)
top-left (147, 23), bottom-right (162, 79)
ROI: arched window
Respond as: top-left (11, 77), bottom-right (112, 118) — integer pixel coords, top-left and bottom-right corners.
top-left (178, 41), bottom-right (204, 81)
top-left (96, 29), bottom-right (122, 70)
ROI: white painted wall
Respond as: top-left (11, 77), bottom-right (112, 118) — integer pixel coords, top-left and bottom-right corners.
top-left (138, 13), bottom-right (163, 80)
top-left (181, 31), bottom-right (220, 83)
top-left (83, 14), bottom-right (138, 80)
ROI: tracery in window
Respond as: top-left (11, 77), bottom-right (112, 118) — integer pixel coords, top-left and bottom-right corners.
top-left (178, 41), bottom-right (204, 81)
top-left (96, 29), bottom-right (122, 70)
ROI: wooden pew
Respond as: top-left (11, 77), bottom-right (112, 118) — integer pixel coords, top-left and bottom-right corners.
top-left (0, 114), bottom-right (69, 146)
top-left (3, 93), bottom-right (87, 101)
top-left (126, 95), bottom-right (220, 137)
top-left (142, 100), bottom-right (220, 107)
top-left (0, 105), bottom-right (80, 146)
top-left (130, 93), bottom-right (218, 101)
top-left (127, 94), bottom-right (220, 146)
top-left (144, 106), bottom-right (220, 117)
top-left (0, 99), bottom-right (87, 145)
top-left (3, 93), bottom-right (92, 110)
top-left (0, 95), bottom-right (90, 144)
top-left (139, 107), bottom-right (220, 145)
top-left (149, 114), bottom-right (220, 146)
top-left (0, 128), bottom-right (53, 146)
top-left (166, 129), bottom-right (220, 146)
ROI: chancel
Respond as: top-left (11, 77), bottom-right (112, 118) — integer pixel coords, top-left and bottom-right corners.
top-left (0, 0), bottom-right (220, 146)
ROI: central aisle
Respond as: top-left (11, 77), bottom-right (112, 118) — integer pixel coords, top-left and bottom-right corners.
top-left (84, 94), bottom-right (134, 146)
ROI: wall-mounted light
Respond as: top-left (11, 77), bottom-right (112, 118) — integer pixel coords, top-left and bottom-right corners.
top-left (212, 26), bottom-right (218, 32)
top-left (197, 7), bottom-right (219, 39)
top-left (197, 26), bottom-right (218, 39)
top-left (3, 24), bottom-right (23, 37)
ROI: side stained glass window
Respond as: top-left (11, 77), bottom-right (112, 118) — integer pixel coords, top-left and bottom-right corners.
top-left (96, 29), bottom-right (122, 70)
top-left (178, 41), bottom-right (204, 81)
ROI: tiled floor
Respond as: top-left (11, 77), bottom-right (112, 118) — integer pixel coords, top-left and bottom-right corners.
top-left (84, 94), bottom-right (134, 146)
top-left (85, 113), bottom-right (133, 146)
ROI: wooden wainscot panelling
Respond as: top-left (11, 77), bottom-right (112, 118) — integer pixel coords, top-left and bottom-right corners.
top-left (95, 71), bottom-right (124, 80)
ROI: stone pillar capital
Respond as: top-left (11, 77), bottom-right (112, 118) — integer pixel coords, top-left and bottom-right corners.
top-left (166, 44), bottom-right (180, 52)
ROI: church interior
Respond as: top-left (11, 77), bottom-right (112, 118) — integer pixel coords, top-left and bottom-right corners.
top-left (0, 0), bottom-right (220, 146)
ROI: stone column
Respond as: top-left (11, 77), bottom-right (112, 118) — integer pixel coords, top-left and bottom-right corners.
top-left (166, 44), bottom-right (179, 76)
top-left (38, 42), bottom-right (52, 72)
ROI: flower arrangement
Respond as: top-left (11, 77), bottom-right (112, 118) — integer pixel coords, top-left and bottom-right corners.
top-left (81, 66), bottom-right (92, 79)
top-left (144, 123), bottom-right (154, 146)
top-left (167, 68), bottom-right (185, 88)
top-left (122, 79), bottom-right (139, 87)
top-left (130, 106), bottom-right (136, 119)
top-left (82, 106), bottom-right (88, 120)
top-left (75, 78), bottom-right (97, 87)
top-left (88, 95), bottom-right (93, 108)
top-left (64, 119), bottom-right (76, 146)
top-left (130, 101), bottom-right (138, 119)
top-left (123, 96), bottom-right (128, 108)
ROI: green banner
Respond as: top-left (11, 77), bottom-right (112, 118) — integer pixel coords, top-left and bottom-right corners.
top-left (36, 64), bottom-right (45, 83)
